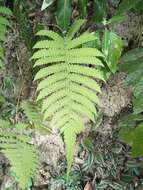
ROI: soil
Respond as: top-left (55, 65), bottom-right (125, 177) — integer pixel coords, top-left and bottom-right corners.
top-left (0, 1), bottom-right (143, 189)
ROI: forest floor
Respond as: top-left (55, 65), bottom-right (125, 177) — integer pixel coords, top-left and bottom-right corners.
top-left (0, 1), bottom-right (143, 190)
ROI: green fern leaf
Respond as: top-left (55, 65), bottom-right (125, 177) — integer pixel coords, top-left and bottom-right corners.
top-left (0, 119), bottom-right (11, 128)
top-left (68, 48), bottom-right (104, 57)
top-left (0, 16), bottom-right (10, 26)
top-left (34, 63), bottom-right (66, 80)
top-left (69, 65), bottom-right (105, 81)
top-left (21, 101), bottom-right (51, 134)
top-left (43, 98), bottom-right (68, 118)
top-left (41, 89), bottom-right (66, 111)
top-left (69, 74), bottom-right (101, 92)
top-left (0, 24), bottom-right (6, 33)
top-left (31, 49), bottom-right (64, 60)
top-left (0, 6), bottom-right (12, 15)
top-left (70, 83), bottom-right (100, 105)
top-left (67, 56), bottom-right (103, 66)
top-left (64, 128), bottom-right (76, 175)
top-left (0, 32), bottom-right (6, 41)
top-left (36, 30), bottom-right (64, 42)
top-left (34, 56), bottom-right (65, 66)
top-left (32, 19), bottom-right (105, 173)
top-left (0, 124), bottom-right (39, 189)
top-left (0, 5), bottom-right (11, 67)
top-left (37, 72), bottom-right (66, 90)
top-left (67, 32), bottom-right (97, 49)
top-left (37, 81), bottom-right (65, 101)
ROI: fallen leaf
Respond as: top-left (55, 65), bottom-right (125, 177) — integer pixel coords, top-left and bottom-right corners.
top-left (84, 182), bottom-right (93, 190)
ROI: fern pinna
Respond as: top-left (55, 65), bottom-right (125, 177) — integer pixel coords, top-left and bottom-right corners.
top-left (32, 19), bottom-right (105, 174)
top-left (0, 5), bottom-right (12, 67)
top-left (0, 120), bottom-right (39, 189)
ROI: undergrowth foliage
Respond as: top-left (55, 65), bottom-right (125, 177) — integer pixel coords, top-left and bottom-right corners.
top-left (21, 100), bottom-right (51, 134)
top-left (0, 120), bottom-right (39, 189)
top-left (0, 5), bottom-right (12, 67)
top-left (119, 48), bottom-right (143, 157)
top-left (32, 19), bottom-right (105, 174)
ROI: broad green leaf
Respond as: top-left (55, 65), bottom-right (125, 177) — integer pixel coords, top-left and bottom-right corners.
top-left (133, 94), bottom-right (143, 115)
top-left (119, 119), bottom-right (143, 156)
top-left (120, 48), bottom-right (143, 63)
top-left (119, 48), bottom-right (143, 157)
top-left (93, 0), bottom-right (108, 23)
top-left (78, 0), bottom-right (87, 18)
top-left (107, 15), bottom-right (125, 25)
top-left (56, 0), bottom-right (71, 32)
top-left (132, 124), bottom-right (143, 157)
top-left (120, 48), bottom-right (143, 114)
top-left (119, 113), bottom-right (143, 145)
top-left (102, 29), bottom-right (123, 73)
top-left (134, 1), bottom-right (143, 13)
top-left (116, 0), bottom-right (141, 15)
top-left (41, 0), bottom-right (54, 10)
top-left (119, 125), bottom-right (134, 146)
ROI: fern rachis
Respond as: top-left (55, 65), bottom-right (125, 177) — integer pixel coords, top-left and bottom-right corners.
top-left (32, 19), bottom-right (105, 174)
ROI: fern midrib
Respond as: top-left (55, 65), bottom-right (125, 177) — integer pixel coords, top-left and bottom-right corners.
top-left (64, 37), bottom-right (72, 125)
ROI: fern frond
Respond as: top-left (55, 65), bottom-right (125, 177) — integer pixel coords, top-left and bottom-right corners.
top-left (33, 20), bottom-right (105, 173)
top-left (0, 6), bottom-right (12, 15)
top-left (0, 5), bottom-right (11, 67)
top-left (0, 119), bottom-right (11, 128)
top-left (21, 101), bottom-right (42, 122)
top-left (21, 101), bottom-right (51, 134)
top-left (0, 24), bottom-right (6, 33)
top-left (0, 16), bottom-right (10, 26)
top-left (0, 126), bottom-right (39, 189)
top-left (0, 32), bottom-right (6, 41)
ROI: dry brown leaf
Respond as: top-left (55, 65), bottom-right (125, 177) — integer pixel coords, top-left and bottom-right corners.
top-left (84, 182), bottom-right (93, 190)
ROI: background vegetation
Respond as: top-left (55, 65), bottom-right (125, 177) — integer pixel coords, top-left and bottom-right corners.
top-left (0, 0), bottom-right (143, 189)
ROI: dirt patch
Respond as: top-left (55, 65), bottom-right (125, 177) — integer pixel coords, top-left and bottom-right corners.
top-left (100, 72), bottom-right (132, 118)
